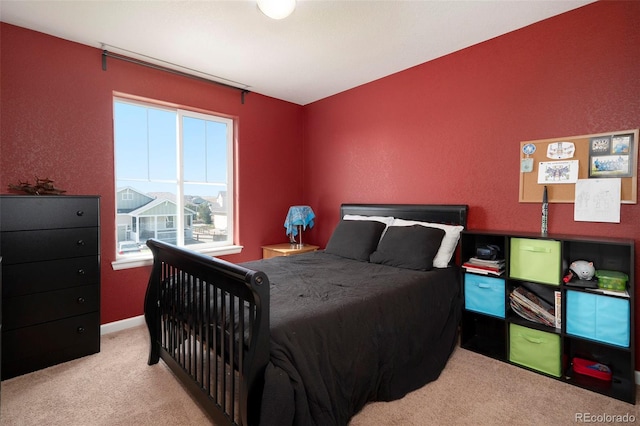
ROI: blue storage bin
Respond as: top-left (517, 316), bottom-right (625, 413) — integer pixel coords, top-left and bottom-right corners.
top-left (464, 274), bottom-right (505, 318)
top-left (566, 290), bottom-right (630, 347)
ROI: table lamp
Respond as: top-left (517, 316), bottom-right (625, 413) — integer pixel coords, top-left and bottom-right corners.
top-left (284, 205), bottom-right (315, 247)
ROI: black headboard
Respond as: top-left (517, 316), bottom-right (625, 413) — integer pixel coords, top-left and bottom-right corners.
top-left (340, 204), bottom-right (468, 227)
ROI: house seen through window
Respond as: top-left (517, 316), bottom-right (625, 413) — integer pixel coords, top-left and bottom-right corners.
top-left (114, 97), bottom-right (234, 257)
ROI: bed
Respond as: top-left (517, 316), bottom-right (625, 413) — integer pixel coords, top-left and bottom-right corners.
top-left (144, 203), bottom-right (468, 426)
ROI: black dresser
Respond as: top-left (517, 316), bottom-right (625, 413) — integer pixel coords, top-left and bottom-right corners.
top-left (0, 195), bottom-right (100, 379)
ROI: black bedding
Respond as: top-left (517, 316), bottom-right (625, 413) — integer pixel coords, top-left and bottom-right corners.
top-left (239, 250), bottom-right (462, 426)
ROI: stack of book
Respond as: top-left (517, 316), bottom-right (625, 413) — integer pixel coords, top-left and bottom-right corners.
top-left (510, 286), bottom-right (558, 328)
top-left (462, 257), bottom-right (505, 276)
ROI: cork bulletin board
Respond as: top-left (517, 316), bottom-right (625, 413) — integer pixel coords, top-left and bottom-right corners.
top-left (519, 129), bottom-right (638, 204)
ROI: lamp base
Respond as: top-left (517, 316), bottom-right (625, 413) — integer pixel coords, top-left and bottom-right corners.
top-left (287, 225), bottom-right (308, 248)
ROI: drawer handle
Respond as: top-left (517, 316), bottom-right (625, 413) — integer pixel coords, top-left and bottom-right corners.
top-left (520, 333), bottom-right (543, 344)
top-left (77, 297), bottom-right (86, 304)
top-left (77, 240), bottom-right (85, 246)
top-left (477, 283), bottom-right (491, 289)
top-left (520, 245), bottom-right (551, 253)
top-left (78, 268), bottom-right (86, 275)
top-left (76, 210), bottom-right (85, 217)
top-left (77, 326), bottom-right (85, 334)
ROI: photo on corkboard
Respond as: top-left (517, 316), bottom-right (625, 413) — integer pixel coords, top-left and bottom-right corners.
top-left (589, 133), bottom-right (633, 178)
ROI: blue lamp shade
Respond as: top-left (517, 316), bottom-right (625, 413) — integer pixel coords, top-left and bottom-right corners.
top-left (284, 205), bottom-right (315, 245)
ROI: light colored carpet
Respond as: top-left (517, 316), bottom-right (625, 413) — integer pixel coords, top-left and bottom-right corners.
top-left (1, 325), bottom-right (638, 425)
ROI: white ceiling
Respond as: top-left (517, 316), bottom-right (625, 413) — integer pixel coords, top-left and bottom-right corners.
top-left (0, 0), bottom-right (595, 105)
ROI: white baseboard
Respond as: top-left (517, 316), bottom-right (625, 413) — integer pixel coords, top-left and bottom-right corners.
top-left (100, 315), bottom-right (145, 335)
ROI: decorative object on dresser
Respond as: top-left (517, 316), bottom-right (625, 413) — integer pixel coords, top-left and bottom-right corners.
top-left (0, 195), bottom-right (101, 379)
top-left (460, 230), bottom-right (635, 404)
top-left (7, 176), bottom-right (66, 195)
top-left (283, 205), bottom-right (315, 246)
top-left (144, 203), bottom-right (468, 426)
top-left (261, 243), bottom-right (319, 259)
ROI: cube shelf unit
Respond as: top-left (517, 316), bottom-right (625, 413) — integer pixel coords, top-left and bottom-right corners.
top-left (460, 230), bottom-right (635, 404)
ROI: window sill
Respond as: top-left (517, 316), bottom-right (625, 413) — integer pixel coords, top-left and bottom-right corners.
top-left (111, 244), bottom-right (243, 271)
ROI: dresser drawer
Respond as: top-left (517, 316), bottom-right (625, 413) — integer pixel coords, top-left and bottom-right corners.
top-left (3, 284), bottom-right (99, 330)
top-left (0, 196), bottom-right (99, 231)
top-left (1, 227), bottom-right (98, 264)
top-left (2, 312), bottom-right (100, 379)
top-left (2, 256), bottom-right (99, 297)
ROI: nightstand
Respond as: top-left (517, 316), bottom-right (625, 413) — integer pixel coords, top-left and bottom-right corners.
top-left (262, 243), bottom-right (319, 259)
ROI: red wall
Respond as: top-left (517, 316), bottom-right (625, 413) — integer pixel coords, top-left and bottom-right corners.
top-left (0, 23), bottom-right (304, 324)
top-left (2, 2), bottom-right (640, 363)
top-left (303, 1), bottom-right (640, 364)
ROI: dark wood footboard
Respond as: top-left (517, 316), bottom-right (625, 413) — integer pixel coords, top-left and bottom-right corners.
top-left (144, 239), bottom-right (270, 426)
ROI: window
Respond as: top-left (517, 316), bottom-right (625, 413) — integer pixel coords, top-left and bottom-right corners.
top-left (121, 189), bottom-right (133, 201)
top-left (113, 97), bottom-right (236, 262)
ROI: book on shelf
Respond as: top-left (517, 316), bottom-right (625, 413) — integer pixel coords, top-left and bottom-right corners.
top-left (463, 257), bottom-right (505, 276)
top-left (554, 290), bottom-right (562, 329)
top-left (509, 286), bottom-right (556, 327)
top-left (467, 257), bottom-right (506, 267)
top-left (584, 287), bottom-right (630, 298)
top-left (462, 265), bottom-right (504, 276)
top-left (510, 300), bottom-right (554, 327)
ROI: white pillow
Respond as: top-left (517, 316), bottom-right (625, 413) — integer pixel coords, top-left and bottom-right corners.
top-left (342, 214), bottom-right (395, 227)
top-left (390, 218), bottom-right (464, 268)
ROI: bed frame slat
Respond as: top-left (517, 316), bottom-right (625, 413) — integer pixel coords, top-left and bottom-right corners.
top-left (144, 239), bottom-right (270, 426)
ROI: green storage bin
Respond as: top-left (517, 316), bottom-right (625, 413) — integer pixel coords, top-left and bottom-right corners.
top-left (509, 323), bottom-right (561, 377)
top-left (509, 238), bottom-right (561, 285)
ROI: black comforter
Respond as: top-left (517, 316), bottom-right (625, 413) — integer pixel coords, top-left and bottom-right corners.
top-left (241, 251), bottom-right (462, 426)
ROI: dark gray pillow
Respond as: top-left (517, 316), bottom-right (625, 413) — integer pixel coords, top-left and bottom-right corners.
top-left (369, 225), bottom-right (445, 271)
top-left (324, 220), bottom-right (387, 261)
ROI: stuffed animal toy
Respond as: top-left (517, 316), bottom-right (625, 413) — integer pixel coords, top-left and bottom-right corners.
top-left (569, 260), bottom-right (596, 280)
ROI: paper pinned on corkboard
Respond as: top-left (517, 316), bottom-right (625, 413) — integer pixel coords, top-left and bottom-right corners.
top-left (574, 178), bottom-right (621, 223)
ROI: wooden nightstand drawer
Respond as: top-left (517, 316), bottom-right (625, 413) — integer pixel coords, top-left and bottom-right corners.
top-left (262, 243), bottom-right (319, 259)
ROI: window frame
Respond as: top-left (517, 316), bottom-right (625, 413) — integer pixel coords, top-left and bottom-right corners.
top-left (111, 95), bottom-right (241, 271)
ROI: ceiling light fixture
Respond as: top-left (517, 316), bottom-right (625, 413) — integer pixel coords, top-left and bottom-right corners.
top-left (257, 0), bottom-right (296, 20)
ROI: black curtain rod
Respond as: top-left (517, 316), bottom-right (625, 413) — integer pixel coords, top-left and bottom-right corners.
top-left (101, 49), bottom-right (250, 104)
